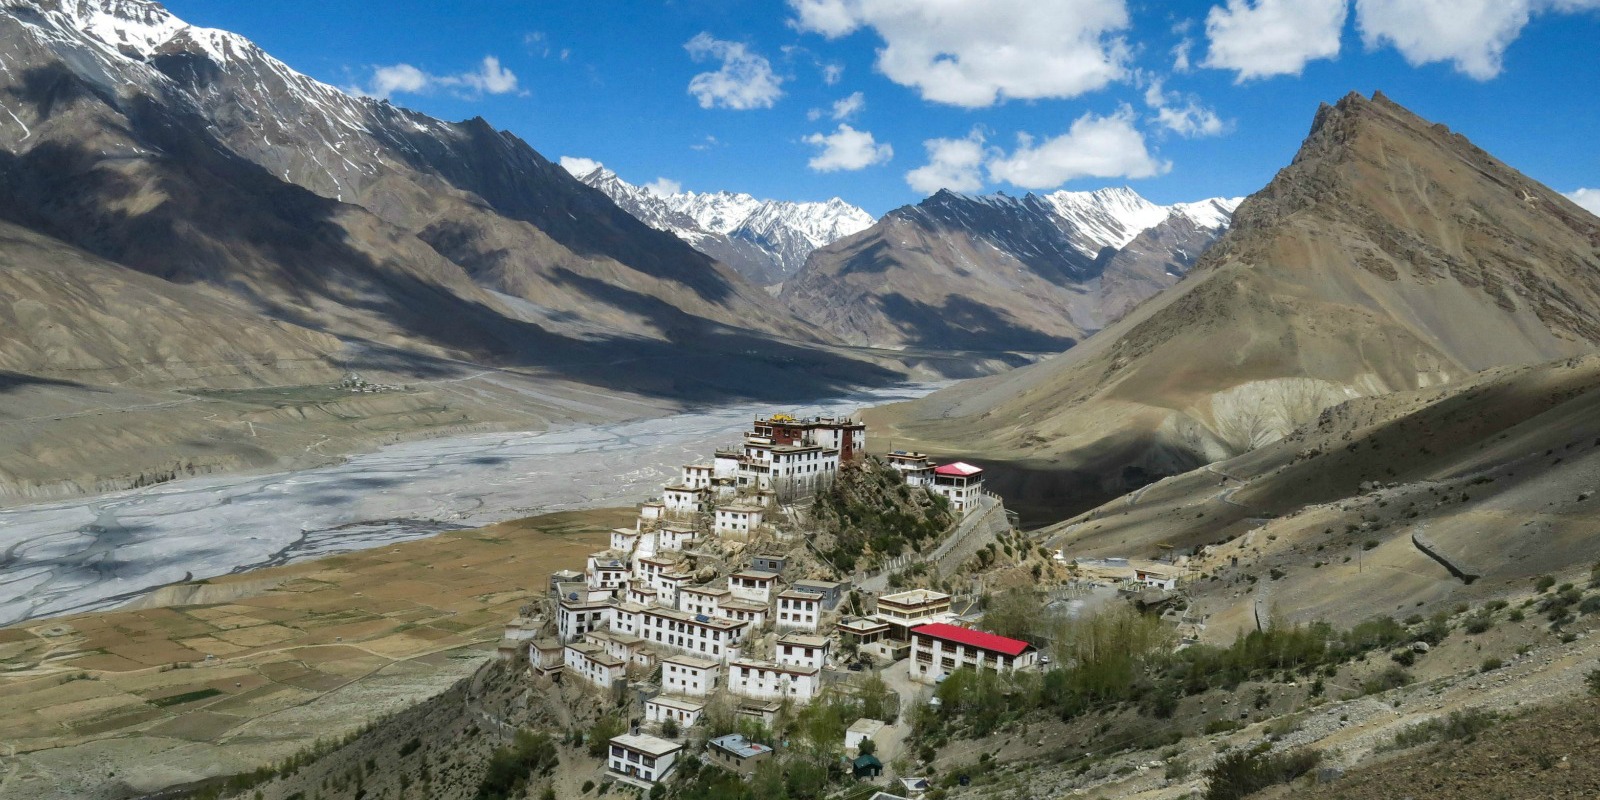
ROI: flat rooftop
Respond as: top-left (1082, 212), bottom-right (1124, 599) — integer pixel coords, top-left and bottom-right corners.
top-left (710, 733), bottom-right (772, 759)
top-left (660, 653), bottom-right (719, 669)
top-left (878, 589), bottom-right (951, 606)
top-left (778, 633), bottom-right (828, 648)
top-left (648, 695), bottom-right (705, 711)
top-left (611, 733), bottom-right (682, 757)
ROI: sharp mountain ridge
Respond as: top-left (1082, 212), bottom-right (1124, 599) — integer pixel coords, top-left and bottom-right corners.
top-left (567, 161), bottom-right (874, 286)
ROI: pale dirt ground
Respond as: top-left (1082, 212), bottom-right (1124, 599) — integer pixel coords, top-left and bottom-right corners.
top-left (0, 508), bottom-right (624, 800)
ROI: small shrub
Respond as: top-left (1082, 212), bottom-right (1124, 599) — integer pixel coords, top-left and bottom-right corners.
top-left (1165, 756), bottom-right (1193, 781)
top-left (1535, 575), bottom-right (1556, 592)
top-left (1480, 658), bottom-right (1503, 672)
top-left (1361, 666), bottom-right (1412, 695)
top-left (1380, 709), bottom-right (1498, 752)
top-left (1464, 611), bottom-right (1493, 635)
top-left (1202, 745), bottom-right (1321, 800)
top-left (1587, 669), bottom-right (1600, 697)
top-left (1509, 609), bottom-right (1526, 623)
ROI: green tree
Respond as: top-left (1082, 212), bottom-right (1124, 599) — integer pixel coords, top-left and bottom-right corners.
top-left (981, 588), bottom-right (1045, 641)
top-left (587, 716), bottom-right (625, 759)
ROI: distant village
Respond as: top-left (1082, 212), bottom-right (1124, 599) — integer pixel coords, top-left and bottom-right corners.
top-left (497, 413), bottom-right (1184, 794)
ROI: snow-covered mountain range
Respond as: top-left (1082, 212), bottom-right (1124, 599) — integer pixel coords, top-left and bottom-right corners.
top-left (781, 187), bottom-right (1244, 350)
top-left (563, 160), bottom-right (873, 286)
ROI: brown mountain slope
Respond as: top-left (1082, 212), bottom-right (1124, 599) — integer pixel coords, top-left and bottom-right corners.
top-left (781, 189), bottom-right (1234, 352)
top-left (869, 92), bottom-right (1600, 519)
top-left (1037, 352), bottom-right (1600, 638)
top-left (0, 219), bottom-right (341, 387)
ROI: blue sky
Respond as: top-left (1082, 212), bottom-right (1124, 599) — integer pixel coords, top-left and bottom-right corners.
top-left (163, 0), bottom-right (1600, 217)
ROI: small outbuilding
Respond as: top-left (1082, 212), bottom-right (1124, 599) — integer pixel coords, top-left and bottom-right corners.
top-left (846, 718), bottom-right (886, 754)
top-left (852, 753), bottom-right (884, 779)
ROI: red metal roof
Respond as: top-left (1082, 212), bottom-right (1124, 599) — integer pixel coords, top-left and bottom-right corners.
top-left (911, 623), bottom-right (1031, 656)
top-left (934, 462), bottom-right (983, 477)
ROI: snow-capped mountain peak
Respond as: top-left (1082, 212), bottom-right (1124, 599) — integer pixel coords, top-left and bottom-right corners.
top-left (1039, 186), bottom-right (1174, 255)
top-left (1169, 196), bottom-right (1245, 231)
top-left (562, 158), bottom-right (873, 285)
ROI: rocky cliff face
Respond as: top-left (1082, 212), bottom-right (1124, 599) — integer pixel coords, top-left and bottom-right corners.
top-left (782, 188), bottom-right (1239, 351)
top-left (869, 91), bottom-right (1600, 512)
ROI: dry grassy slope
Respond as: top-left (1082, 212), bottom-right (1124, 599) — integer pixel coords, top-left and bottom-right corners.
top-left (1039, 353), bottom-right (1600, 640)
top-left (0, 220), bottom-right (340, 387)
top-left (870, 91), bottom-right (1600, 513)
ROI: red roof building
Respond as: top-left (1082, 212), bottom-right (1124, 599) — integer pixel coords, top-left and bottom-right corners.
top-left (908, 622), bottom-right (1038, 683)
top-left (930, 462), bottom-right (985, 515)
top-left (911, 623), bottom-right (1030, 656)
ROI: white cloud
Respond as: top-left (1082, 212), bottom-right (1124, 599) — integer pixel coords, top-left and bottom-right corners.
top-left (558, 156), bottom-right (604, 177)
top-left (1353, 0), bottom-right (1600, 80)
top-left (690, 135), bottom-right (721, 151)
top-left (787, 0), bottom-right (1131, 108)
top-left (821, 62), bottom-right (844, 84)
top-left (1172, 38), bottom-right (1195, 72)
top-left (986, 107), bottom-right (1168, 189)
top-left (1203, 0), bottom-right (1348, 80)
top-left (831, 91), bottom-right (865, 120)
top-left (905, 130), bottom-right (987, 194)
top-left (353, 56), bottom-right (520, 98)
top-left (643, 178), bottom-right (684, 197)
top-left (685, 33), bottom-right (784, 110)
top-left (1142, 77), bottom-right (1227, 137)
top-left (1565, 188), bottom-right (1600, 217)
top-left (802, 124), bottom-right (893, 172)
top-left (369, 63), bottom-right (428, 96)
top-left (462, 56), bottom-right (519, 94)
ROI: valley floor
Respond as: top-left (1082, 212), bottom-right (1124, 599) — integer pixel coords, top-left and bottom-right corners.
top-left (0, 508), bottom-right (624, 800)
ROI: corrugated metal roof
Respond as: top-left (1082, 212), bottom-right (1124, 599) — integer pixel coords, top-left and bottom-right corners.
top-left (912, 623), bottom-right (1031, 656)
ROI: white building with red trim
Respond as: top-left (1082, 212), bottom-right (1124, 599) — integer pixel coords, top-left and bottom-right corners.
top-left (931, 462), bottom-right (985, 514)
top-left (908, 623), bottom-right (1038, 683)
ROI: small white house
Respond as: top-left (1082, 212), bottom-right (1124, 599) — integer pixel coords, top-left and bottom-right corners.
top-left (558, 594), bottom-right (613, 643)
top-left (775, 589), bottom-right (821, 631)
top-left (529, 638), bottom-right (564, 677)
top-left (657, 523), bottom-right (697, 552)
top-left (885, 451), bottom-right (936, 487)
top-left (1134, 566), bottom-right (1181, 591)
top-left (587, 555), bottom-right (629, 591)
top-left (564, 641), bottom-right (625, 690)
top-left (660, 653), bottom-right (721, 697)
top-left (608, 733), bottom-right (682, 786)
top-left (775, 632), bottom-right (830, 670)
top-left (846, 718), bottom-right (885, 754)
top-left (645, 695), bottom-right (706, 729)
top-left (728, 569), bottom-right (779, 604)
top-left (729, 659), bottom-right (820, 705)
top-left (679, 585), bottom-right (731, 617)
top-left (718, 598), bottom-right (769, 629)
top-left (714, 504), bottom-right (766, 536)
top-left (930, 462), bottom-right (985, 515)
